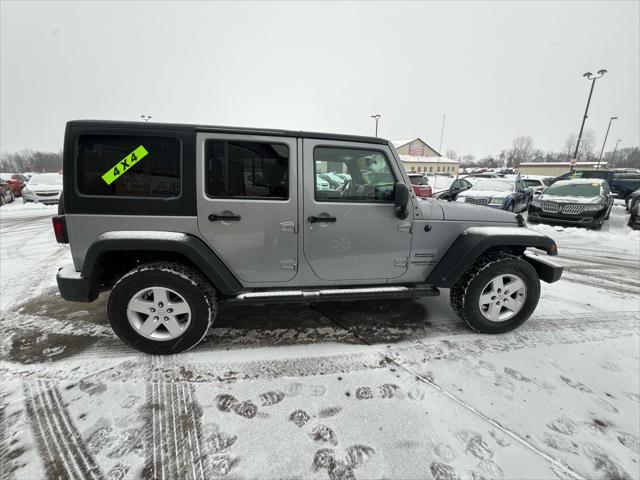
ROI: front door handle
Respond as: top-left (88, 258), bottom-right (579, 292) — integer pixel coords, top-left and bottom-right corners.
top-left (308, 215), bottom-right (336, 224)
top-left (209, 213), bottom-right (241, 222)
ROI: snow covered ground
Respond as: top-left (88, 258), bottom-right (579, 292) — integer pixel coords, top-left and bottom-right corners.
top-left (0, 202), bottom-right (638, 480)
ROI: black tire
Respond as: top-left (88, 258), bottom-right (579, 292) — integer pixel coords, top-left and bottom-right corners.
top-left (507, 203), bottom-right (515, 212)
top-left (107, 262), bottom-right (217, 354)
top-left (449, 253), bottom-right (540, 334)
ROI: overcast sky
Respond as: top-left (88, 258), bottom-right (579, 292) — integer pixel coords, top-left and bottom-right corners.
top-left (1, 1), bottom-right (638, 157)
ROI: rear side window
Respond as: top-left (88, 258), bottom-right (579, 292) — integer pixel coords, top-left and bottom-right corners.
top-left (77, 135), bottom-right (181, 197)
top-left (205, 140), bottom-right (289, 200)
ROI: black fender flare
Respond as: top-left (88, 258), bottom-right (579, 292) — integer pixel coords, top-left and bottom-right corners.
top-left (426, 226), bottom-right (560, 287)
top-left (81, 231), bottom-right (243, 296)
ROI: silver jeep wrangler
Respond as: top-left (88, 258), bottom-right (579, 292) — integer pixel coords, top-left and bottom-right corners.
top-left (53, 120), bottom-right (562, 354)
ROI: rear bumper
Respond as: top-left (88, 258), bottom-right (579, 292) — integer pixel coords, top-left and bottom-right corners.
top-left (56, 264), bottom-right (99, 302)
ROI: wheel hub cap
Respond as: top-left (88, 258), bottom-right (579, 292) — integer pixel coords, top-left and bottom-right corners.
top-left (126, 287), bottom-right (192, 341)
top-left (478, 274), bottom-right (527, 322)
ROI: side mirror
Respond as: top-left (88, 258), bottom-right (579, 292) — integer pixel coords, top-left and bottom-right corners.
top-left (394, 182), bottom-right (410, 219)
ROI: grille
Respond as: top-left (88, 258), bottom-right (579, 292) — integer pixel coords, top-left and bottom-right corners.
top-left (561, 204), bottom-right (585, 215)
top-left (540, 201), bottom-right (559, 213)
top-left (36, 192), bottom-right (58, 197)
top-left (465, 197), bottom-right (489, 206)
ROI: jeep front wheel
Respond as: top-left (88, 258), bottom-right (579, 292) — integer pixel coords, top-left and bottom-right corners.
top-left (107, 262), bottom-right (217, 354)
top-left (449, 253), bottom-right (540, 334)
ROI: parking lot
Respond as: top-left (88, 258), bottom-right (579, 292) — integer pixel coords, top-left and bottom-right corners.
top-left (1, 202), bottom-right (639, 480)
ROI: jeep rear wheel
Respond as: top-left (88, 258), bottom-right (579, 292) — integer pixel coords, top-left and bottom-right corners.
top-left (449, 253), bottom-right (540, 334)
top-left (107, 262), bottom-right (217, 354)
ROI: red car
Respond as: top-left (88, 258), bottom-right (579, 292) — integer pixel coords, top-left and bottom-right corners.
top-left (0, 180), bottom-right (16, 205)
top-left (0, 173), bottom-right (26, 197)
top-left (407, 173), bottom-right (433, 198)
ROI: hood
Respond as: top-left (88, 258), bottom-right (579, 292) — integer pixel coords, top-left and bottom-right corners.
top-left (437, 200), bottom-right (520, 223)
top-left (538, 194), bottom-right (602, 204)
top-left (27, 183), bottom-right (63, 192)
top-left (459, 189), bottom-right (510, 199)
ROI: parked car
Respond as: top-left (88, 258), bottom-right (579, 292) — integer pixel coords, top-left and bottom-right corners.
top-left (22, 173), bottom-right (63, 204)
top-left (552, 170), bottom-right (640, 201)
top-left (520, 175), bottom-right (554, 196)
top-left (527, 179), bottom-right (614, 229)
top-left (626, 188), bottom-right (640, 212)
top-left (628, 197), bottom-right (640, 230)
top-left (407, 173), bottom-right (432, 198)
top-left (0, 173), bottom-right (27, 197)
top-left (53, 120), bottom-right (562, 354)
top-left (456, 178), bottom-right (533, 212)
top-left (434, 177), bottom-right (473, 201)
top-left (0, 180), bottom-right (16, 205)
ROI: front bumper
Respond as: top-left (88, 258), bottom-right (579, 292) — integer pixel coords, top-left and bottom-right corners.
top-left (56, 264), bottom-right (99, 302)
top-left (23, 191), bottom-right (61, 204)
top-left (528, 205), bottom-right (606, 227)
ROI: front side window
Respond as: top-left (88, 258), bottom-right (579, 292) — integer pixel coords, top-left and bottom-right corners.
top-left (77, 135), bottom-right (181, 197)
top-left (205, 140), bottom-right (289, 199)
top-left (314, 147), bottom-right (395, 202)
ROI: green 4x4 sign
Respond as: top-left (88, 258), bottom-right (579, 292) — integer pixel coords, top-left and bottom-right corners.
top-left (102, 145), bottom-right (149, 185)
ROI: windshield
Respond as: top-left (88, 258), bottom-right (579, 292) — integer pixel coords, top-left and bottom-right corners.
top-left (545, 182), bottom-right (601, 197)
top-left (409, 175), bottom-right (427, 185)
top-left (470, 179), bottom-right (513, 192)
top-left (29, 174), bottom-right (62, 185)
top-left (523, 179), bottom-right (541, 187)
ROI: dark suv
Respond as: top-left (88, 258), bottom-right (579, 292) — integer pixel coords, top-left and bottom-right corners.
top-left (53, 120), bottom-right (562, 354)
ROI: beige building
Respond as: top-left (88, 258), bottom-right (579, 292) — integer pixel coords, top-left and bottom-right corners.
top-left (518, 161), bottom-right (607, 176)
top-left (392, 138), bottom-right (460, 176)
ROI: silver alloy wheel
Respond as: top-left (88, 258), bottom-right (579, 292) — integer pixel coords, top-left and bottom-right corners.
top-left (126, 287), bottom-right (192, 341)
top-left (478, 274), bottom-right (526, 322)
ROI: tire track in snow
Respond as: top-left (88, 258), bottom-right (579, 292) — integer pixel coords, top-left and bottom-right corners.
top-left (146, 356), bottom-right (207, 480)
top-left (24, 380), bottom-right (104, 480)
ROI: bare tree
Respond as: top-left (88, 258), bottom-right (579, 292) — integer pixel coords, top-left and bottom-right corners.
top-left (563, 129), bottom-right (596, 161)
top-left (506, 136), bottom-right (533, 167)
top-left (445, 149), bottom-right (458, 161)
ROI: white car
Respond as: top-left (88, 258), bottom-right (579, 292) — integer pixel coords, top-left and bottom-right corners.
top-left (520, 175), bottom-right (553, 196)
top-left (22, 173), bottom-right (63, 204)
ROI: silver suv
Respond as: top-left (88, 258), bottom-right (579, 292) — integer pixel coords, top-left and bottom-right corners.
top-left (53, 120), bottom-right (562, 354)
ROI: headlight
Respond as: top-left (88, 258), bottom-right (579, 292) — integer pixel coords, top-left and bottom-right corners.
top-left (583, 204), bottom-right (604, 212)
top-left (489, 196), bottom-right (504, 205)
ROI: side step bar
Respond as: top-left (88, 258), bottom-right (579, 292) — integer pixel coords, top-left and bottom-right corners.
top-left (226, 285), bottom-right (439, 305)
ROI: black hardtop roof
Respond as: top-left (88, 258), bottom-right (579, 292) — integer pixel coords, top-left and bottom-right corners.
top-left (67, 120), bottom-right (390, 145)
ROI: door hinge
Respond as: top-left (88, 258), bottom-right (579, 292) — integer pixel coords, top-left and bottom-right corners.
top-left (280, 259), bottom-right (297, 270)
top-left (280, 221), bottom-right (297, 233)
top-left (393, 257), bottom-right (409, 268)
top-left (398, 222), bottom-right (412, 233)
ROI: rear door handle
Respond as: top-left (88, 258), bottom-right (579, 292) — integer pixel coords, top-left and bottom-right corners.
top-left (308, 215), bottom-right (336, 223)
top-left (209, 213), bottom-right (241, 222)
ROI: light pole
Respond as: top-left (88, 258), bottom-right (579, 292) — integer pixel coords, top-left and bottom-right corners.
top-left (439, 114), bottom-right (446, 153)
top-left (610, 139), bottom-right (622, 167)
top-left (370, 114), bottom-right (381, 137)
top-left (140, 115), bottom-right (152, 123)
top-left (573, 69), bottom-right (607, 168)
top-left (597, 116), bottom-right (617, 167)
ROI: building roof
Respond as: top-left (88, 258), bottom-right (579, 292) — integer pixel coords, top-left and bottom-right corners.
top-left (399, 154), bottom-right (458, 164)
top-left (67, 120), bottom-right (390, 145)
top-left (519, 161), bottom-right (607, 167)
top-left (391, 137), bottom-right (441, 156)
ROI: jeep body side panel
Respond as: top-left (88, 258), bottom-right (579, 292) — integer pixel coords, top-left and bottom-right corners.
top-left (426, 226), bottom-right (560, 287)
top-left (81, 231), bottom-right (243, 295)
top-left (65, 215), bottom-right (201, 271)
top-left (195, 132), bottom-right (299, 284)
